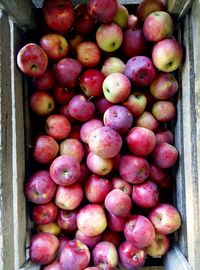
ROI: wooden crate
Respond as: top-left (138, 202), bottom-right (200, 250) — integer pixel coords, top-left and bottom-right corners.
top-left (0, 0), bottom-right (199, 269)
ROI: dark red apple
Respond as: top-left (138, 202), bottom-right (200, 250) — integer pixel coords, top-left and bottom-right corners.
top-left (60, 138), bottom-right (85, 162)
top-left (107, 212), bottom-right (126, 232)
top-left (155, 128), bottom-right (174, 144)
top-left (57, 209), bottom-right (77, 231)
top-left (53, 84), bottom-right (74, 105)
top-left (75, 229), bottom-right (102, 249)
top-left (32, 202), bottom-right (58, 225)
top-left (95, 96), bottom-right (113, 116)
top-left (30, 91), bottom-right (55, 116)
top-left (77, 163), bottom-right (90, 184)
top-left (102, 229), bottom-right (122, 247)
top-left (33, 69), bottom-right (55, 91)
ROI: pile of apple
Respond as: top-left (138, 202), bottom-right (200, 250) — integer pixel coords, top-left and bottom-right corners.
top-left (17, 0), bottom-right (183, 269)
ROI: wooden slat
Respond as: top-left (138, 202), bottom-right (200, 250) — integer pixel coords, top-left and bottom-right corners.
top-left (167, 0), bottom-right (194, 19)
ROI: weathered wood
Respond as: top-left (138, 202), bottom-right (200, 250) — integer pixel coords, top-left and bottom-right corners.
top-left (167, 0), bottom-right (194, 19)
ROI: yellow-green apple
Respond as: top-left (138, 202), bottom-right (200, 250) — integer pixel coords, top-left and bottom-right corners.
top-left (155, 128), bottom-right (174, 144)
top-left (30, 91), bottom-right (55, 116)
top-left (126, 127), bottom-right (156, 157)
top-left (76, 41), bottom-right (101, 68)
top-left (32, 202), bottom-right (58, 225)
top-left (55, 183), bottom-right (83, 210)
top-left (119, 155), bottom-right (150, 184)
top-left (125, 56), bottom-right (156, 87)
top-left (152, 142), bottom-right (178, 169)
top-left (96, 23), bottom-right (123, 52)
top-left (36, 222), bottom-right (61, 236)
top-left (60, 138), bottom-right (85, 162)
top-left (146, 233), bottom-right (170, 257)
top-left (17, 43), bottom-right (48, 77)
top-left (33, 69), bottom-right (55, 91)
top-left (53, 84), bottom-right (74, 105)
top-left (43, 260), bottom-right (61, 270)
top-left (103, 73), bottom-right (131, 103)
top-left (102, 229), bottom-right (122, 247)
top-left (95, 96), bottom-right (113, 116)
top-left (88, 126), bottom-right (122, 159)
top-left (150, 72), bottom-right (178, 100)
top-left (57, 209), bottom-right (77, 231)
top-left (107, 212), bottom-right (126, 232)
top-left (135, 111), bottom-right (159, 131)
top-left (42, 0), bottom-right (74, 34)
top-left (86, 152), bottom-right (113, 176)
top-left (75, 229), bottom-right (102, 249)
top-left (101, 57), bottom-right (125, 77)
top-left (87, 0), bottom-right (118, 23)
top-left (30, 232), bottom-right (59, 265)
top-left (80, 69), bottom-right (105, 97)
top-left (152, 38), bottom-right (183, 72)
top-left (136, 0), bottom-right (166, 21)
top-left (148, 203), bottom-right (181, 234)
top-left (103, 105), bottom-right (133, 134)
top-left (152, 100), bottom-right (176, 122)
top-left (123, 92), bottom-right (147, 117)
top-left (113, 4), bottom-right (129, 29)
top-left (92, 241), bottom-right (118, 269)
top-left (111, 177), bottom-right (132, 196)
top-left (124, 215), bottom-right (156, 248)
top-left (50, 155), bottom-right (81, 186)
top-left (40, 34), bottom-right (69, 61)
top-left (76, 204), bottom-right (107, 236)
top-left (80, 119), bottom-right (103, 144)
top-left (25, 170), bottom-right (57, 204)
top-left (59, 239), bottom-right (90, 270)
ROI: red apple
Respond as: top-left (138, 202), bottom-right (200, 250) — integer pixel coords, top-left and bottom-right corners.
top-left (32, 202), bottom-right (58, 225)
top-left (77, 163), bottom-right (90, 184)
top-left (80, 119), bottom-right (103, 144)
top-left (135, 111), bottom-right (159, 131)
top-left (53, 84), bottom-right (74, 105)
top-left (75, 229), bottom-right (102, 249)
top-left (155, 128), bottom-right (174, 144)
top-left (136, 0), bottom-right (166, 21)
top-left (127, 14), bottom-right (140, 30)
top-left (58, 236), bottom-right (70, 256)
top-left (30, 91), bottom-right (55, 116)
top-left (146, 233), bottom-right (170, 257)
top-left (101, 57), bottom-right (125, 77)
top-left (86, 152), bottom-right (113, 176)
top-left (95, 96), bottom-right (113, 116)
top-left (35, 222), bottom-right (61, 236)
top-left (57, 209), bottom-right (77, 231)
top-left (60, 138), bottom-right (85, 162)
top-left (152, 100), bottom-right (176, 122)
top-left (111, 177), bottom-right (132, 196)
top-left (43, 260), bottom-right (61, 270)
top-left (123, 92), bottom-right (147, 117)
top-left (77, 41), bottom-right (101, 68)
top-left (33, 69), bottom-right (55, 91)
top-left (149, 164), bottom-right (168, 182)
top-left (102, 229), bottom-right (122, 247)
top-left (107, 212), bottom-right (126, 232)
top-left (68, 125), bottom-right (81, 140)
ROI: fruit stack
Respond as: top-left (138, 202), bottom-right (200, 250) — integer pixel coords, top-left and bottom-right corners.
top-left (17, 0), bottom-right (183, 269)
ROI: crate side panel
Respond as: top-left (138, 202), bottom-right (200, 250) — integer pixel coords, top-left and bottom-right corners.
top-left (167, 0), bottom-right (194, 19)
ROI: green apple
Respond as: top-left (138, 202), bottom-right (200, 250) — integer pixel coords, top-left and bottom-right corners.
top-left (101, 57), bottom-right (125, 77)
top-left (113, 4), bottom-right (129, 29)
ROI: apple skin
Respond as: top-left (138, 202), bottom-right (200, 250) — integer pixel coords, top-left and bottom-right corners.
top-left (111, 177), bottom-right (132, 196)
top-left (30, 91), bottom-right (55, 116)
top-left (53, 84), bottom-right (74, 105)
top-left (58, 236), bottom-right (70, 256)
top-left (55, 183), bottom-right (83, 210)
top-left (43, 260), bottom-right (61, 270)
top-left (103, 73), bottom-right (131, 103)
top-left (118, 241), bottom-right (146, 270)
top-left (102, 229), bottom-right (122, 247)
top-left (113, 4), bottom-right (129, 29)
top-left (152, 142), bottom-right (178, 169)
top-left (86, 152), bottom-right (113, 176)
top-left (150, 72), bottom-right (178, 100)
top-left (32, 202), bottom-right (58, 225)
top-left (84, 268), bottom-right (100, 270)
top-left (80, 119), bottom-right (103, 144)
top-left (122, 29), bottom-right (147, 58)
top-left (35, 222), bottom-right (61, 236)
top-left (146, 233), bottom-right (170, 257)
top-left (135, 111), bottom-right (159, 131)
top-left (127, 14), bottom-right (141, 30)
top-left (95, 96), bottom-right (113, 116)
top-left (143, 11), bottom-right (174, 42)
top-left (87, 0), bottom-right (118, 23)
top-left (76, 204), bottom-right (107, 237)
top-left (40, 34), bottom-right (69, 61)
top-left (124, 215), bottom-right (156, 248)
top-left (136, 0), bottom-right (166, 21)
top-left (101, 57), bottom-right (125, 77)
top-left (50, 155), bottom-right (81, 186)
top-left (149, 164), bottom-right (168, 183)
top-left (56, 209), bottom-right (77, 232)
top-left (155, 128), bottom-right (174, 144)
top-left (125, 56), bottom-right (156, 87)
top-left (33, 69), bottom-right (55, 91)
top-left (85, 175), bottom-right (112, 203)
top-left (119, 155), bottom-right (150, 184)
top-left (123, 92), bottom-right (147, 117)
top-left (42, 0), bottom-right (74, 34)
top-left (152, 38), bottom-right (183, 72)
top-left (132, 180), bottom-right (160, 208)
top-left (68, 33), bottom-right (84, 55)
top-left (105, 189), bottom-right (132, 218)
top-left (32, 135), bottom-right (59, 164)
top-left (17, 43), bottom-right (48, 77)
top-left (88, 126), bottom-right (122, 159)
top-left (56, 58), bottom-right (82, 89)
top-left (59, 239), bottom-right (90, 270)
top-left (96, 23), bottom-right (123, 52)
top-left (30, 232), bottom-right (59, 265)
top-left (148, 203), bottom-right (181, 234)
top-left (107, 212), bottom-right (126, 232)
top-left (80, 69), bottom-right (105, 97)
top-left (25, 171), bottom-right (57, 205)
top-left (126, 127), bottom-right (156, 157)
top-left (152, 100), bottom-right (176, 122)
top-left (75, 229), bottom-right (102, 249)
top-left (77, 41), bottom-right (101, 68)
top-left (92, 241), bottom-right (118, 270)
top-left (103, 105), bottom-right (133, 134)
top-left (60, 138), bottom-right (85, 163)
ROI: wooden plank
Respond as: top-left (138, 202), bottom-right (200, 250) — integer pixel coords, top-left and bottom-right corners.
top-left (167, 0), bottom-right (194, 19)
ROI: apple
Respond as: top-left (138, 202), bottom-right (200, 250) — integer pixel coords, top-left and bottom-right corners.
top-left (113, 4), bottom-right (129, 29)
top-left (127, 14), bottom-right (140, 30)
top-left (42, 0), bottom-right (74, 34)
top-left (59, 239), bottom-right (90, 270)
top-left (57, 209), bottom-right (77, 231)
top-left (17, 43), bottom-right (48, 77)
top-left (30, 91), bottom-right (55, 116)
top-left (56, 58), bottom-right (82, 89)
top-left (103, 73), bottom-right (131, 103)
top-left (58, 236), bottom-right (70, 256)
top-left (107, 212), bottom-right (126, 232)
top-left (135, 111), bottom-right (159, 131)
top-left (30, 232), bottom-right (59, 265)
top-left (124, 215), bottom-right (156, 248)
top-left (152, 100), bottom-right (176, 122)
top-left (86, 152), bottom-right (113, 176)
top-left (148, 203), bottom-right (181, 234)
top-left (32, 135), bottom-right (59, 164)
top-left (25, 170), bottom-right (57, 204)
top-left (40, 34), bottom-right (69, 61)
top-left (68, 33), bottom-right (84, 55)
top-left (53, 84), bottom-right (74, 105)
top-left (103, 105), bottom-right (133, 134)
top-left (84, 175), bottom-right (112, 203)
top-left (118, 241), bottom-right (146, 270)
top-left (136, 0), bottom-right (166, 21)
top-left (149, 164), bottom-right (168, 182)
top-left (80, 119), bottom-right (103, 144)
top-left (96, 23), bottom-right (123, 52)
top-left (88, 126), bottom-right (122, 159)
top-left (75, 229), bottom-right (102, 249)
top-left (125, 56), bottom-right (156, 87)
top-left (122, 29), bottom-right (147, 58)
top-left (68, 94), bottom-right (95, 122)
top-left (123, 92), bottom-right (147, 117)
top-left (146, 233), bottom-right (170, 257)
top-left (32, 202), bottom-right (58, 225)
top-left (152, 38), bottom-right (183, 72)
top-left (33, 69), bottom-right (55, 91)
top-left (111, 177), bottom-right (132, 196)
top-left (84, 268), bottom-right (99, 270)
top-left (50, 155), bottom-right (81, 186)
top-left (68, 125), bottom-right (81, 140)
top-left (119, 155), bottom-right (150, 184)
top-left (43, 260), bottom-right (61, 270)
top-left (59, 104), bottom-right (75, 123)
top-left (87, 0), bottom-right (118, 23)
top-left (105, 189), bottom-right (132, 218)
top-left (55, 183), bottom-right (83, 210)
top-left (101, 57), bottom-right (125, 77)
top-left (143, 11), bottom-right (174, 42)
top-left (80, 69), bottom-right (105, 97)
top-left (126, 127), bottom-right (156, 157)
top-left (102, 229), bottom-right (122, 247)
top-left (60, 138), bottom-right (85, 162)
top-left (36, 222), bottom-right (61, 236)
top-left (95, 96), bottom-right (113, 116)
top-left (77, 41), bottom-right (101, 68)
top-left (76, 204), bottom-right (107, 236)
top-left (155, 128), bottom-right (174, 144)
